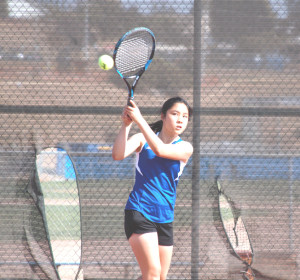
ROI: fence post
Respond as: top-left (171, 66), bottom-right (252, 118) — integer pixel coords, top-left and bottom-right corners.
top-left (191, 0), bottom-right (202, 278)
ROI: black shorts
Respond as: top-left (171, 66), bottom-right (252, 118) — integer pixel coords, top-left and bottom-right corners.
top-left (124, 210), bottom-right (173, 246)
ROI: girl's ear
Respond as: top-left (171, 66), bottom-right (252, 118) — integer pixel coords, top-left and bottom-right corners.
top-left (161, 113), bottom-right (165, 120)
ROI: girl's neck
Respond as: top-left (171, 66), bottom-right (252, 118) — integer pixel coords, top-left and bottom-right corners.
top-left (158, 130), bottom-right (179, 144)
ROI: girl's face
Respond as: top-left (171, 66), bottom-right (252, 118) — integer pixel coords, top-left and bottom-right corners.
top-left (162, 102), bottom-right (189, 135)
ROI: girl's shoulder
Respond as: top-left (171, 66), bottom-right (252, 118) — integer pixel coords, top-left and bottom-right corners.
top-left (176, 139), bottom-right (193, 154)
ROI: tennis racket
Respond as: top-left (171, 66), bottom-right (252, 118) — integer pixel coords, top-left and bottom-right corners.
top-left (113, 27), bottom-right (155, 105)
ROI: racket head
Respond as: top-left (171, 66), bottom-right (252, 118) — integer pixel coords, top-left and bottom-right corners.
top-left (113, 27), bottom-right (155, 103)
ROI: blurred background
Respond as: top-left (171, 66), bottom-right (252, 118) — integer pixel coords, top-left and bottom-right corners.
top-left (0, 0), bottom-right (299, 279)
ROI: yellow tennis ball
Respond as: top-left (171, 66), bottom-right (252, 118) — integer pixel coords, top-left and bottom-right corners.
top-left (98, 55), bottom-right (114, 70)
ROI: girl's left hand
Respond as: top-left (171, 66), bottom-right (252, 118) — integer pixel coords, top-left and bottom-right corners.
top-left (125, 100), bottom-right (143, 124)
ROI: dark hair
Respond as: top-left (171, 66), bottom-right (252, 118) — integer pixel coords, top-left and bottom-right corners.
top-left (149, 96), bottom-right (192, 133)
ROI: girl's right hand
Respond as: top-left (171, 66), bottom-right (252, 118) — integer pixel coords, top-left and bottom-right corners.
top-left (121, 107), bottom-right (133, 127)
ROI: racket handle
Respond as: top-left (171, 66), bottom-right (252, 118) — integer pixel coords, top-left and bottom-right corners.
top-left (127, 96), bottom-right (134, 106)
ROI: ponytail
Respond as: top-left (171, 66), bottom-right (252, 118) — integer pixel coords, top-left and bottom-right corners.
top-left (149, 120), bottom-right (163, 133)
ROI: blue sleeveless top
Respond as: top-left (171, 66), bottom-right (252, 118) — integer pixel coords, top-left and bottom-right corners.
top-left (125, 137), bottom-right (186, 223)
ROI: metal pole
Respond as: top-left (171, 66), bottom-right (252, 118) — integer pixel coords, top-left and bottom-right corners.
top-left (288, 157), bottom-right (294, 252)
top-left (191, 1), bottom-right (202, 279)
top-left (84, 0), bottom-right (89, 60)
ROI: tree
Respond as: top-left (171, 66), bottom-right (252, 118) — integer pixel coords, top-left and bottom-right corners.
top-left (287, 0), bottom-right (300, 34)
top-left (0, 0), bottom-right (9, 18)
top-left (210, 0), bottom-right (275, 51)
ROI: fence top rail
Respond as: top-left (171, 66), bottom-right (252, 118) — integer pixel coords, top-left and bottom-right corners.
top-left (2, 150), bottom-right (299, 158)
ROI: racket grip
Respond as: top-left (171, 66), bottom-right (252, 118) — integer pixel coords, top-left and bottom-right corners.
top-left (127, 96), bottom-right (134, 106)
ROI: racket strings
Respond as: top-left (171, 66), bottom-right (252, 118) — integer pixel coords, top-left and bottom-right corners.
top-left (115, 32), bottom-right (154, 77)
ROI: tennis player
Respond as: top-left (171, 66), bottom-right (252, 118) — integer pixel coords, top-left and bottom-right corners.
top-left (112, 97), bottom-right (193, 280)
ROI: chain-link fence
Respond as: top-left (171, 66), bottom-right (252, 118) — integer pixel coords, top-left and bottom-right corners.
top-left (0, 1), bottom-right (300, 279)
